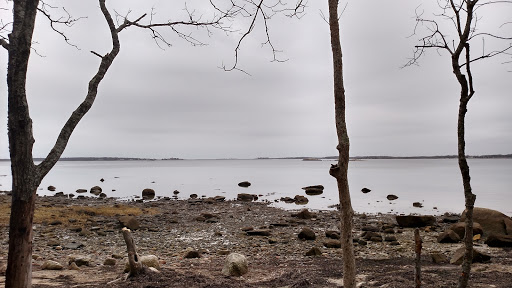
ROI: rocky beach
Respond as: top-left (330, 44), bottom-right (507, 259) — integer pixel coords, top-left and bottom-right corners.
top-left (0, 191), bottom-right (511, 287)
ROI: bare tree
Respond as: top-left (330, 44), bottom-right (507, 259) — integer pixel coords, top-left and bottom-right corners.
top-left (405, 1), bottom-right (512, 287)
top-left (327, 1), bottom-right (356, 287)
top-left (1, 0), bottom-right (305, 287)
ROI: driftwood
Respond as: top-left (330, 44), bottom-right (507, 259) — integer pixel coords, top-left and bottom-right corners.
top-left (122, 227), bottom-right (149, 278)
top-left (414, 228), bottom-right (422, 288)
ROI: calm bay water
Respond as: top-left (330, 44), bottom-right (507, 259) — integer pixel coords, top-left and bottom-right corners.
top-left (0, 159), bottom-right (510, 216)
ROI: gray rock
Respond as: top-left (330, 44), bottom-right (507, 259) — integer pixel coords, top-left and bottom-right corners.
top-left (48, 185), bottom-right (56, 192)
top-left (90, 186), bottom-right (102, 196)
top-left (413, 202), bottom-right (423, 208)
top-left (184, 250), bottom-right (201, 259)
top-left (485, 233), bottom-right (512, 247)
top-left (68, 254), bottom-right (92, 267)
top-left (76, 189), bottom-right (87, 193)
top-left (325, 230), bottom-right (340, 239)
top-left (437, 230), bottom-right (461, 243)
top-left (41, 260), bottom-right (63, 270)
top-left (305, 247), bottom-right (322, 256)
top-left (323, 240), bottom-right (342, 248)
top-left (103, 258), bottom-right (116, 266)
top-left (450, 247), bottom-right (491, 265)
top-left (298, 228), bottom-right (316, 240)
top-left (304, 188), bottom-right (323, 196)
top-left (222, 253), bottom-right (248, 277)
top-left (237, 193), bottom-right (257, 202)
top-left (246, 229), bottom-right (271, 236)
top-left (431, 252), bottom-right (449, 264)
top-left (118, 216), bottom-right (140, 230)
top-left (293, 195), bottom-right (309, 205)
top-left (461, 207), bottom-right (512, 237)
top-left (142, 188), bottom-right (155, 200)
top-left (386, 194), bottom-right (399, 201)
top-left (292, 209), bottom-right (316, 220)
top-left (238, 181), bottom-right (251, 188)
top-left (449, 222), bottom-right (484, 239)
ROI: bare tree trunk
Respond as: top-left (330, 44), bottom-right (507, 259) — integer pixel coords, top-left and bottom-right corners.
top-left (456, 95), bottom-right (476, 288)
top-left (414, 228), bottom-right (422, 288)
top-left (327, 1), bottom-right (356, 287)
top-left (5, 1), bottom-right (121, 287)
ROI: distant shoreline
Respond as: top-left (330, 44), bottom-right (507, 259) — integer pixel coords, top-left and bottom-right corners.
top-left (1, 154), bottom-right (511, 162)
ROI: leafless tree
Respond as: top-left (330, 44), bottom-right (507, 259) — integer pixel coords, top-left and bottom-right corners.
top-left (327, 1), bottom-right (356, 287)
top-left (405, 1), bottom-right (512, 287)
top-left (1, 0), bottom-right (305, 287)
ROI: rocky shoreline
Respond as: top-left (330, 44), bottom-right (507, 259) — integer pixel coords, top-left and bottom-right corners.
top-left (0, 193), bottom-right (511, 287)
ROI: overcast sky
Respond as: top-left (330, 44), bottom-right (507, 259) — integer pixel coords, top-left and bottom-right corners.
top-left (1, 0), bottom-right (511, 159)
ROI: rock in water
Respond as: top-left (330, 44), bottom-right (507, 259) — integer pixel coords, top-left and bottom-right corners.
top-left (238, 181), bottom-right (251, 188)
top-left (387, 194), bottom-right (399, 201)
top-left (222, 253), bottom-right (248, 277)
top-left (413, 202), bottom-right (423, 208)
top-left (361, 187), bottom-right (371, 193)
top-left (294, 195), bottom-right (309, 205)
top-left (302, 185), bottom-right (324, 190)
top-left (304, 188), bottom-right (323, 196)
top-left (237, 193), bottom-right (257, 202)
top-left (142, 188), bottom-right (155, 200)
top-left (90, 186), bottom-right (102, 196)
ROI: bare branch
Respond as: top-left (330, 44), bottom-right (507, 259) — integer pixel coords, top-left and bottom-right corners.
top-left (37, 1), bottom-right (86, 49)
top-left (37, 0), bottom-right (121, 177)
top-left (0, 38), bottom-right (8, 50)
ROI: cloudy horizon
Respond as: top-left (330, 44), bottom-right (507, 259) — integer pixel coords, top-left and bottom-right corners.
top-left (1, 1), bottom-right (511, 160)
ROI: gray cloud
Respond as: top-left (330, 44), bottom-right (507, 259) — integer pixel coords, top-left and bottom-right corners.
top-left (1, 0), bottom-right (511, 159)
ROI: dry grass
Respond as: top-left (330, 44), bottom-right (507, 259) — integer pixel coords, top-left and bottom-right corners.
top-left (0, 201), bottom-right (160, 226)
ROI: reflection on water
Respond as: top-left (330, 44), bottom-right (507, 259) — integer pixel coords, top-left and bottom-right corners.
top-left (0, 158), bottom-right (510, 216)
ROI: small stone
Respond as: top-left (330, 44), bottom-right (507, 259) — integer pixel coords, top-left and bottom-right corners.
top-left (386, 194), bottom-right (399, 200)
top-left (298, 228), bottom-right (316, 241)
top-left (184, 250), bottom-right (201, 259)
top-left (305, 247), bottom-right (322, 256)
top-left (361, 187), bottom-right (371, 193)
top-left (238, 181), bottom-right (251, 188)
top-left (103, 258), bottom-right (116, 266)
top-left (413, 202), bottom-right (423, 208)
top-left (323, 240), bottom-right (342, 248)
top-left (431, 252), bottom-right (449, 264)
top-left (42, 260), bottom-right (63, 270)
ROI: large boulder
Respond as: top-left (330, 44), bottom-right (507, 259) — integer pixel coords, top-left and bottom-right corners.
top-left (395, 215), bottom-right (436, 228)
top-left (222, 253), bottom-right (248, 277)
top-left (142, 188), bottom-right (155, 200)
top-left (461, 207), bottom-right (512, 237)
top-left (90, 186), bottom-right (102, 196)
top-left (449, 222), bottom-right (484, 239)
top-left (237, 193), bottom-right (257, 202)
top-left (485, 233), bottom-right (512, 247)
